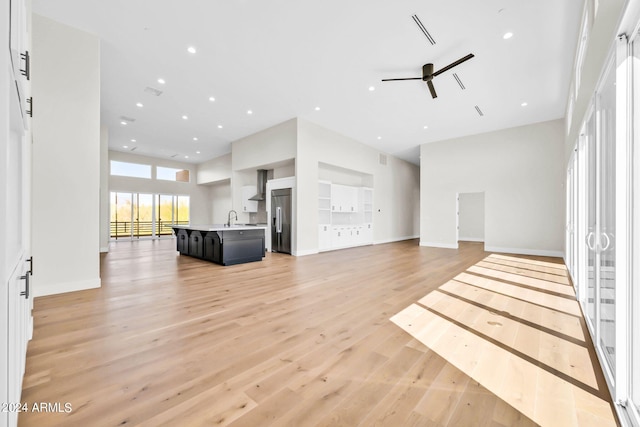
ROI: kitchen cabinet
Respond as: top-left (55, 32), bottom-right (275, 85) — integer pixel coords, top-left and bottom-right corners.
top-left (9, 0), bottom-right (31, 131)
top-left (176, 229), bottom-right (189, 254)
top-left (188, 231), bottom-right (204, 258)
top-left (241, 185), bottom-right (258, 213)
top-left (318, 224), bottom-right (331, 251)
top-left (331, 184), bottom-right (358, 212)
top-left (319, 181), bottom-right (373, 252)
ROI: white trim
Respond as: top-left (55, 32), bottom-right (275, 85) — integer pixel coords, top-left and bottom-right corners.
top-left (293, 249), bottom-right (318, 257)
top-left (458, 237), bottom-right (485, 242)
top-left (100, 246), bottom-right (109, 253)
top-left (374, 235), bottom-right (419, 245)
top-left (34, 278), bottom-right (101, 297)
top-left (484, 246), bottom-right (563, 258)
top-left (420, 241), bottom-right (459, 249)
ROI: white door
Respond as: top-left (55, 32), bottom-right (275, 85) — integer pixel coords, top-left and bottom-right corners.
top-left (2, 0), bottom-right (33, 425)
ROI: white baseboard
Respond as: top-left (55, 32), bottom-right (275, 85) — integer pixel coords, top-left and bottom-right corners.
top-left (374, 235), bottom-right (419, 245)
top-left (420, 241), bottom-right (459, 249)
top-left (34, 277), bottom-right (101, 297)
top-left (484, 246), bottom-right (563, 258)
top-left (458, 237), bottom-right (485, 242)
top-left (293, 249), bottom-right (318, 257)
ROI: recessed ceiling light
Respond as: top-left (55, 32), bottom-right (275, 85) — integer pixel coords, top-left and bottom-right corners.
top-left (423, 125), bottom-right (429, 129)
top-left (136, 102), bottom-right (143, 108)
top-left (120, 121), bottom-right (127, 125)
top-left (377, 136), bottom-right (382, 140)
top-left (123, 145), bottom-right (128, 149)
top-left (184, 155), bottom-right (189, 159)
top-left (131, 139), bottom-right (136, 142)
top-left (369, 86), bottom-right (376, 91)
top-left (315, 106), bottom-right (320, 111)
top-left (182, 115), bottom-right (188, 120)
top-left (157, 78), bottom-right (166, 84)
top-left (196, 151), bottom-right (201, 154)
top-left (503, 32), bottom-right (513, 40)
top-left (209, 96), bottom-right (215, 102)
top-left (247, 110), bottom-right (253, 115)
top-left (217, 124), bottom-right (223, 129)
top-left (521, 102), bottom-right (528, 107)
top-left (193, 137), bottom-right (198, 141)
top-left (187, 46), bottom-right (196, 54)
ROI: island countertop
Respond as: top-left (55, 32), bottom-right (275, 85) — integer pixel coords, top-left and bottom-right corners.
top-left (172, 224), bottom-right (268, 232)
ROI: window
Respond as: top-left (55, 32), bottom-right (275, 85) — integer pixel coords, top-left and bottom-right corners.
top-left (574, 9), bottom-right (590, 99)
top-left (110, 160), bottom-right (151, 179)
top-left (157, 166), bottom-right (190, 182)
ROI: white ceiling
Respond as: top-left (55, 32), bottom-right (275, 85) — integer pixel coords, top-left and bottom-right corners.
top-left (31, 0), bottom-right (584, 165)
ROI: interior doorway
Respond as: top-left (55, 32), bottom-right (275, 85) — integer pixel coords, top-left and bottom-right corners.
top-left (457, 192), bottom-right (485, 244)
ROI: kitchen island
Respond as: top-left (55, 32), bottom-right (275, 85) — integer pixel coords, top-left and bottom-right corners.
top-left (171, 224), bottom-right (266, 266)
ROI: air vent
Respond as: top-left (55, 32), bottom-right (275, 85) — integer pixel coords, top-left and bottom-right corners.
top-left (119, 115), bottom-right (136, 123)
top-left (130, 147), bottom-right (137, 152)
top-left (170, 154), bottom-right (178, 158)
top-left (144, 86), bottom-right (163, 96)
top-left (412, 15), bottom-right (436, 45)
top-left (453, 73), bottom-right (466, 90)
top-left (379, 153), bottom-right (388, 166)
top-left (474, 105), bottom-right (484, 117)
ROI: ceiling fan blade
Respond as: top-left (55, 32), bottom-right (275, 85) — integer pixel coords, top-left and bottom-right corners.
top-left (427, 80), bottom-right (437, 98)
top-left (381, 77), bottom-right (423, 82)
top-left (432, 53), bottom-right (474, 77)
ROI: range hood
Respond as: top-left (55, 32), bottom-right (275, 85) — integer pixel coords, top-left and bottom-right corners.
top-left (248, 169), bottom-right (268, 201)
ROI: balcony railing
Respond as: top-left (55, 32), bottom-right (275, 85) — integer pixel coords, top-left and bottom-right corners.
top-left (110, 220), bottom-right (189, 239)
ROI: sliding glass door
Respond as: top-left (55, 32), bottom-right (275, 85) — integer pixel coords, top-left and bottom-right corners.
top-left (630, 28), bottom-right (640, 426)
top-left (596, 57), bottom-right (616, 373)
top-left (566, 21), bottom-right (640, 426)
top-left (110, 192), bottom-right (189, 240)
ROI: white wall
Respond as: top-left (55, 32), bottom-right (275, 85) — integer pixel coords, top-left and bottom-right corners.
top-left (196, 152), bottom-right (232, 184)
top-left (208, 181), bottom-right (231, 224)
top-left (458, 192), bottom-right (485, 242)
top-left (109, 150), bottom-right (211, 225)
top-left (296, 118), bottom-right (420, 254)
top-left (31, 14), bottom-right (101, 296)
top-left (99, 126), bottom-right (109, 252)
top-left (231, 119), bottom-right (297, 172)
top-left (420, 119), bottom-right (564, 256)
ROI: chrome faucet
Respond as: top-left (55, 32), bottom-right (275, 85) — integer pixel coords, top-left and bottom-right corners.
top-left (227, 210), bottom-right (238, 227)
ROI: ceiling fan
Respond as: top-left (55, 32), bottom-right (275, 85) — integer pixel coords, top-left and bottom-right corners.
top-left (381, 53), bottom-right (474, 98)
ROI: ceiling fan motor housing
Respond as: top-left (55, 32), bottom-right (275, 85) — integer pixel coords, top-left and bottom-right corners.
top-left (422, 63), bottom-right (434, 81)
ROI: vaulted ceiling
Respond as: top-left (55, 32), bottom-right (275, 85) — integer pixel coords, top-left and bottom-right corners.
top-left (32, 0), bottom-right (583, 165)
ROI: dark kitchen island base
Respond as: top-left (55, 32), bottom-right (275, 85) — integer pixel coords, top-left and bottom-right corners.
top-left (172, 226), bottom-right (266, 266)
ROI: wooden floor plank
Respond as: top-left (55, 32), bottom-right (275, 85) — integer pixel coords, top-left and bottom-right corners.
top-left (18, 239), bottom-right (617, 426)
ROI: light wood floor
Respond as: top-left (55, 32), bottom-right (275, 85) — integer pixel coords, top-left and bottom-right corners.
top-left (19, 239), bottom-right (617, 426)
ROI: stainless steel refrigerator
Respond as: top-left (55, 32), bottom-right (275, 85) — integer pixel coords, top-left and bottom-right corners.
top-left (271, 188), bottom-right (292, 254)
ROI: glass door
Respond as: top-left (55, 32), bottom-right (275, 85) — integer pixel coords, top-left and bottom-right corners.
top-left (110, 192), bottom-right (133, 239)
top-left (630, 28), bottom-right (640, 425)
top-left (156, 194), bottom-right (174, 236)
top-left (133, 193), bottom-right (154, 238)
top-left (597, 57), bottom-right (616, 373)
top-left (584, 107), bottom-right (597, 329)
top-left (175, 195), bottom-right (190, 226)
